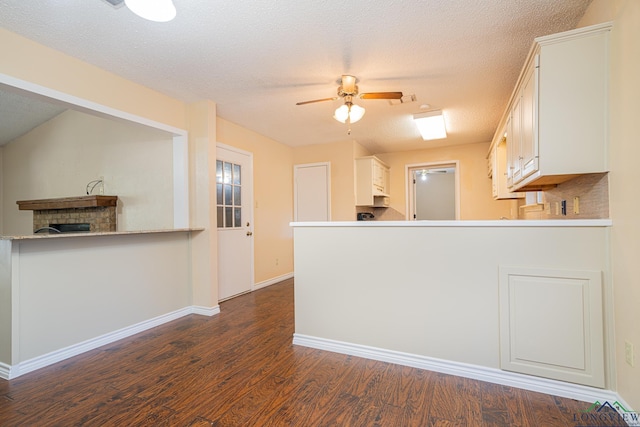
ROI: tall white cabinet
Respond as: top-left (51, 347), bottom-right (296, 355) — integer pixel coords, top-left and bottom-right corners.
top-left (502, 22), bottom-right (611, 192)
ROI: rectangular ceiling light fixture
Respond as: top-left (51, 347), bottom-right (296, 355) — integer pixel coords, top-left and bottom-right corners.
top-left (413, 110), bottom-right (447, 140)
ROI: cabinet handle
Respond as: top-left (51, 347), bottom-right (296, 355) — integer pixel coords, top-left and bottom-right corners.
top-left (246, 231), bottom-right (253, 236)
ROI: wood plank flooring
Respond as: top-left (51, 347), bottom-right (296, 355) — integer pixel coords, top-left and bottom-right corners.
top-left (0, 279), bottom-right (625, 426)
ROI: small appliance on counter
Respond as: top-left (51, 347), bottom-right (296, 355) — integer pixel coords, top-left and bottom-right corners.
top-left (357, 212), bottom-right (375, 221)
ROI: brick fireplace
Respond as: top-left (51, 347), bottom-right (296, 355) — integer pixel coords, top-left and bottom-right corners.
top-left (17, 195), bottom-right (118, 233)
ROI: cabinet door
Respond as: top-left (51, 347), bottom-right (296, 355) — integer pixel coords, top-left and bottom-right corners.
top-left (494, 138), bottom-right (524, 199)
top-left (510, 97), bottom-right (523, 185)
top-left (499, 266), bottom-right (604, 387)
top-left (520, 59), bottom-right (539, 180)
top-left (372, 161), bottom-right (385, 193)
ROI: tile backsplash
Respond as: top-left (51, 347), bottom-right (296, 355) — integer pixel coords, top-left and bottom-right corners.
top-left (520, 173), bottom-right (608, 220)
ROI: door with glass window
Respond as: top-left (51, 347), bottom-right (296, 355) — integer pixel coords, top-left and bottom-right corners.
top-left (216, 144), bottom-right (254, 301)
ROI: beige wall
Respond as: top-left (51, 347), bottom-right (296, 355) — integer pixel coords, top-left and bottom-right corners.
top-left (579, 0), bottom-right (640, 409)
top-left (2, 110), bottom-right (175, 234)
top-left (293, 140), bottom-right (365, 221)
top-left (378, 142), bottom-right (514, 220)
top-left (0, 29), bottom-right (186, 130)
top-left (217, 118), bottom-right (294, 284)
top-left (187, 101), bottom-right (219, 307)
top-left (0, 28), bottom-right (219, 311)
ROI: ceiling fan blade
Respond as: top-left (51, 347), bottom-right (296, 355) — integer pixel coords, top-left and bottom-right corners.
top-left (296, 97), bottom-right (337, 105)
top-left (359, 92), bottom-right (403, 100)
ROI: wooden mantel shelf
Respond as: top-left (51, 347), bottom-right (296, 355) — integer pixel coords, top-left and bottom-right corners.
top-left (17, 195), bottom-right (118, 211)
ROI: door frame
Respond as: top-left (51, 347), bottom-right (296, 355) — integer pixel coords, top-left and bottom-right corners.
top-left (405, 160), bottom-right (460, 220)
top-left (216, 142), bottom-right (255, 301)
top-left (293, 162), bottom-right (331, 221)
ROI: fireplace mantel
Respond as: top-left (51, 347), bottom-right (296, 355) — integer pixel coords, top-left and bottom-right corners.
top-left (17, 196), bottom-right (119, 233)
top-left (16, 195), bottom-right (118, 211)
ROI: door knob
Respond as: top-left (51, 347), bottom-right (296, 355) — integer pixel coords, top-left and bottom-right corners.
top-left (246, 231), bottom-right (253, 236)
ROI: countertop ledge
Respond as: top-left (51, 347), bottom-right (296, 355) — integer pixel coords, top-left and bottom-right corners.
top-left (1, 228), bottom-right (205, 241)
top-left (290, 219), bottom-right (612, 227)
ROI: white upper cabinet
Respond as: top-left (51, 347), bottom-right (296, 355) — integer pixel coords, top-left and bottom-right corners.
top-left (498, 22), bottom-right (611, 192)
top-left (355, 156), bottom-right (390, 207)
top-left (490, 129), bottom-right (524, 200)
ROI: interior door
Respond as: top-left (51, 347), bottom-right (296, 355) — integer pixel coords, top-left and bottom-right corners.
top-left (216, 144), bottom-right (254, 301)
top-left (294, 162), bottom-right (331, 221)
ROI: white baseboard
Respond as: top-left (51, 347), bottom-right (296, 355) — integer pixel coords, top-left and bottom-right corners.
top-left (1, 305), bottom-right (220, 380)
top-left (192, 305), bottom-right (221, 316)
top-left (292, 333), bottom-right (625, 406)
top-left (254, 272), bottom-right (294, 290)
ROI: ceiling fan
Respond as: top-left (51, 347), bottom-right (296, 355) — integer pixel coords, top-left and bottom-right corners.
top-left (296, 75), bottom-right (403, 124)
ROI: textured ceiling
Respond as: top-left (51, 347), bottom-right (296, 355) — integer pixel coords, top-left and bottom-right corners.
top-left (0, 0), bottom-right (592, 152)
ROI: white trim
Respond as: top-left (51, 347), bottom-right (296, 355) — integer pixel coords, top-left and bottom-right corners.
top-left (173, 134), bottom-right (189, 228)
top-left (191, 305), bottom-right (221, 317)
top-left (0, 362), bottom-right (11, 380)
top-left (254, 272), bottom-right (294, 290)
top-left (215, 142), bottom-right (253, 158)
top-left (0, 74), bottom-right (186, 135)
top-left (0, 305), bottom-right (219, 380)
top-left (292, 333), bottom-right (622, 404)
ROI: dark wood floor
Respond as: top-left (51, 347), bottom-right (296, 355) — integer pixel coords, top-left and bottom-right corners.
top-left (0, 279), bottom-right (624, 426)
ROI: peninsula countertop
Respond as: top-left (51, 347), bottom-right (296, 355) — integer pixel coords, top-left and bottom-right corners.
top-left (290, 219), bottom-right (612, 227)
top-left (1, 227), bottom-right (204, 241)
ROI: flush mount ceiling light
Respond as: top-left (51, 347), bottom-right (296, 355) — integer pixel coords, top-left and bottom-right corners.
top-left (125, 0), bottom-right (176, 22)
top-left (413, 110), bottom-right (447, 140)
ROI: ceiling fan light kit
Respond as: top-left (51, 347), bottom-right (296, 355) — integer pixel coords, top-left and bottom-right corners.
top-left (297, 75), bottom-right (403, 126)
top-left (125, 0), bottom-right (176, 22)
top-left (334, 103), bottom-right (365, 124)
top-left (413, 110), bottom-right (447, 140)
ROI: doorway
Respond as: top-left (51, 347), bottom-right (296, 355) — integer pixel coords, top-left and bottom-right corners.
top-left (216, 143), bottom-right (254, 301)
top-left (407, 162), bottom-right (459, 220)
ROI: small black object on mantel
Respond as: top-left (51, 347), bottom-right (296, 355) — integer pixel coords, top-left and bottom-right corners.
top-left (357, 212), bottom-right (374, 221)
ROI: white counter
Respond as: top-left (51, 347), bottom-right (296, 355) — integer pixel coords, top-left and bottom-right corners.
top-left (291, 219), bottom-right (612, 227)
top-left (1, 227), bottom-right (204, 240)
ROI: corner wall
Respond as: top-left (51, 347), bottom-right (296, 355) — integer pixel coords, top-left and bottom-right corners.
top-left (579, 0), bottom-right (640, 409)
top-left (216, 118), bottom-right (294, 284)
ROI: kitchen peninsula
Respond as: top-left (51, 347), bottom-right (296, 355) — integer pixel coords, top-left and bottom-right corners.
top-left (0, 226), bottom-right (204, 380)
top-left (291, 219), bottom-right (615, 403)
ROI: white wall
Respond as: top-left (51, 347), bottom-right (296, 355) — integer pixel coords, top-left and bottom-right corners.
top-left (2, 110), bottom-right (174, 234)
top-left (293, 223), bottom-right (612, 383)
top-left (4, 232), bottom-right (191, 367)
